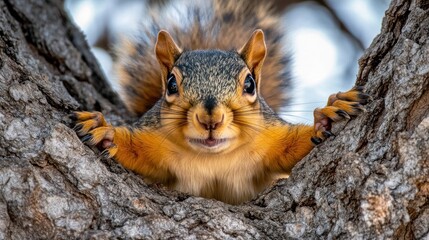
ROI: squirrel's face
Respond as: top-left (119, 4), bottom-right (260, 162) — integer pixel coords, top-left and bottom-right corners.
top-left (155, 30), bottom-right (266, 154)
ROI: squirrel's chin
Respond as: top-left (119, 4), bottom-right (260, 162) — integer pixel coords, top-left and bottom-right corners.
top-left (187, 137), bottom-right (233, 153)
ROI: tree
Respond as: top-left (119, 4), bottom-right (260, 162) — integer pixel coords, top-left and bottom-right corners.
top-left (0, 0), bottom-right (427, 239)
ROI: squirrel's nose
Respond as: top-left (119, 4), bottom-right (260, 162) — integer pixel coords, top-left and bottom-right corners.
top-left (196, 114), bottom-right (224, 131)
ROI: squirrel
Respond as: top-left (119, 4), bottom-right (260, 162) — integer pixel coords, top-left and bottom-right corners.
top-left (73, 0), bottom-right (370, 205)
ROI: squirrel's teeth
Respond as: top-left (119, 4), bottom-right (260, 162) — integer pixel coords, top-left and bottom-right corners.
top-left (189, 137), bottom-right (227, 148)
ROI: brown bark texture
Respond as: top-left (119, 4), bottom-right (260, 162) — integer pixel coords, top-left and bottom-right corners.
top-left (0, 0), bottom-right (428, 239)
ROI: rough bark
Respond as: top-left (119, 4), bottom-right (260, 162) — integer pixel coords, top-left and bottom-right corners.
top-left (0, 0), bottom-right (428, 239)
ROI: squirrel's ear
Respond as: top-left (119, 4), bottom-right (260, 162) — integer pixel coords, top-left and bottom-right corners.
top-left (155, 30), bottom-right (182, 74)
top-left (239, 29), bottom-right (267, 79)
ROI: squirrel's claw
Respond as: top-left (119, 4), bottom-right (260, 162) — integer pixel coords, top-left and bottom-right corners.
top-left (80, 134), bottom-right (93, 143)
top-left (72, 111), bottom-right (116, 158)
top-left (311, 137), bottom-right (323, 145)
top-left (312, 86), bottom-right (370, 145)
top-left (72, 111), bottom-right (108, 134)
top-left (322, 130), bottom-right (334, 138)
top-left (99, 143), bottom-right (117, 159)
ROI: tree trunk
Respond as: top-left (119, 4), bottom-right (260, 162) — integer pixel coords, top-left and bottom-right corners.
top-left (0, 0), bottom-right (427, 239)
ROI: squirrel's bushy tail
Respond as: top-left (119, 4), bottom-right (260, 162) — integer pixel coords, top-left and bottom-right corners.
top-left (115, 0), bottom-right (291, 115)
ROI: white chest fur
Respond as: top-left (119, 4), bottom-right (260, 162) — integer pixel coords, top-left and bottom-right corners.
top-left (168, 149), bottom-right (273, 204)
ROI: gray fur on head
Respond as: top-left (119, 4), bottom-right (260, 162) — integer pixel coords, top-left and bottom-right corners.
top-left (175, 50), bottom-right (246, 106)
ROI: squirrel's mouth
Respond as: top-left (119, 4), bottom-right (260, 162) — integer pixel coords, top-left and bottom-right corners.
top-left (188, 137), bottom-right (230, 149)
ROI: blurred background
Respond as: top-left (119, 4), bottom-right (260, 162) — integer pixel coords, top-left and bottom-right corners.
top-left (64, 0), bottom-right (390, 123)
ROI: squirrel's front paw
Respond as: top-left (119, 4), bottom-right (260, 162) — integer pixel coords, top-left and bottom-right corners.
top-left (311, 86), bottom-right (371, 144)
top-left (71, 111), bottom-right (117, 157)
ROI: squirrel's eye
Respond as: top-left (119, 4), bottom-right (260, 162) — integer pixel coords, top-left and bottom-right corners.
top-left (243, 74), bottom-right (256, 95)
top-left (167, 74), bottom-right (178, 95)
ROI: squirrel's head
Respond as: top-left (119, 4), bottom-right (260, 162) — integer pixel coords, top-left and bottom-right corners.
top-left (155, 30), bottom-right (267, 154)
